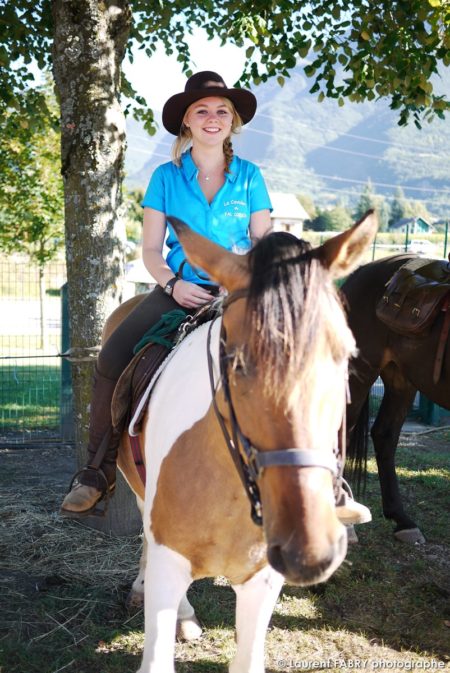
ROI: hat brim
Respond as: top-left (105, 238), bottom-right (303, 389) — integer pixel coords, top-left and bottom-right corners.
top-left (162, 87), bottom-right (257, 135)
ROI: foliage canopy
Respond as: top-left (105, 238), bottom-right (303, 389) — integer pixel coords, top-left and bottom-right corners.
top-left (2, 0), bottom-right (450, 133)
top-left (0, 83), bottom-right (64, 265)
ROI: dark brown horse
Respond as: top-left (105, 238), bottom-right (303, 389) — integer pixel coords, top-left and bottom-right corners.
top-left (342, 253), bottom-right (449, 544)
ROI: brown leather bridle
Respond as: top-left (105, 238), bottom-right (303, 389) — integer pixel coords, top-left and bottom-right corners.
top-left (206, 291), bottom-right (346, 527)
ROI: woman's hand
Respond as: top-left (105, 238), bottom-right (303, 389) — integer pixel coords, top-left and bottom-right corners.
top-left (172, 280), bottom-right (213, 308)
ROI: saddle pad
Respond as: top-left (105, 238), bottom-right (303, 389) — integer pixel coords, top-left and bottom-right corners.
top-left (112, 341), bottom-right (170, 431)
top-left (376, 258), bottom-right (450, 336)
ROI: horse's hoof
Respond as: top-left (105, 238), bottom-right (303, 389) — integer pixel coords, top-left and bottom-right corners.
top-left (394, 527), bottom-right (426, 544)
top-left (126, 589), bottom-right (144, 613)
top-left (345, 525), bottom-right (359, 544)
top-left (176, 615), bottom-right (203, 641)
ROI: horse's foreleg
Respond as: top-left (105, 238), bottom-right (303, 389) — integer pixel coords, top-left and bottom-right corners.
top-left (229, 565), bottom-right (284, 673)
top-left (127, 494), bottom-right (201, 639)
top-left (137, 541), bottom-right (192, 673)
top-left (374, 365), bottom-right (425, 543)
top-left (129, 541), bottom-right (200, 639)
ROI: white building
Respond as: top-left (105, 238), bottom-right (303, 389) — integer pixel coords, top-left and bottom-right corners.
top-left (269, 192), bottom-right (310, 237)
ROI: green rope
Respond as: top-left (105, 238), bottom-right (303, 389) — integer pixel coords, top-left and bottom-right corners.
top-left (133, 309), bottom-right (188, 354)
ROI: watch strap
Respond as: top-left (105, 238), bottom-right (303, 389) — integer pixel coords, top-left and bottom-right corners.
top-left (164, 276), bottom-right (179, 295)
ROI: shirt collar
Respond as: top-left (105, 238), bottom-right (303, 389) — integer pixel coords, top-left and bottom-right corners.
top-left (181, 151), bottom-right (198, 181)
top-left (181, 151), bottom-right (239, 183)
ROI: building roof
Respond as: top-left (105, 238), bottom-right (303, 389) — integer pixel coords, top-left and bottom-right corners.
top-left (269, 192), bottom-right (310, 220)
top-left (390, 216), bottom-right (433, 231)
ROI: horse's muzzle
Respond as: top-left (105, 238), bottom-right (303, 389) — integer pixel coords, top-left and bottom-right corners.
top-left (267, 528), bottom-right (347, 586)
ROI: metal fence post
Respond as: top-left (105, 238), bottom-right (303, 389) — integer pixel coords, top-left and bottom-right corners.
top-left (418, 393), bottom-right (440, 426)
top-left (60, 283), bottom-right (74, 441)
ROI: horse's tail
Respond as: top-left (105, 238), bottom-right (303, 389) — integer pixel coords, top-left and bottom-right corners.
top-left (346, 394), bottom-right (370, 496)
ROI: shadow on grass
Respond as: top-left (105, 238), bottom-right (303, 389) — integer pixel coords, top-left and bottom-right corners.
top-left (177, 661), bottom-right (228, 672)
top-left (274, 477), bottom-right (450, 661)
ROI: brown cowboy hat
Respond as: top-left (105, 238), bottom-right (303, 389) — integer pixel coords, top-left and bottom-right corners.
top-left (162, 71), bottom-right (257, 135)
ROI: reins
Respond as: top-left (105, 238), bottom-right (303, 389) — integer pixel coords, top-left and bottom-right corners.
top-left (206, 291), bottom-right (346, 527)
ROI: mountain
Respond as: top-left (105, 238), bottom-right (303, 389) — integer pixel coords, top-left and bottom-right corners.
top-left (124, 67), bottom-right (450, 218)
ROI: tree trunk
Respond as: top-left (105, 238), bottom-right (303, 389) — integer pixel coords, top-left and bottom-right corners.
top-left (52, 0), bottom-right (141, 535)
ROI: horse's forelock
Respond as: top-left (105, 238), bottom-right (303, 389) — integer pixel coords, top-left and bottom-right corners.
top-left (245, 233), bottom-right (352, 405)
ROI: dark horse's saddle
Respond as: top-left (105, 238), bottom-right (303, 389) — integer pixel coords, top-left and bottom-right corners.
top-left (376, 256), bottom-right (450, 383)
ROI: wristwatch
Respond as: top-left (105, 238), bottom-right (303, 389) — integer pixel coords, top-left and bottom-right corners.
top-left (163, 277), bottom-right (179, 296)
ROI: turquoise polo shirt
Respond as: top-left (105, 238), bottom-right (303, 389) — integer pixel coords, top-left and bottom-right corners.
top-left (141, 151), bottom-right (272, 284)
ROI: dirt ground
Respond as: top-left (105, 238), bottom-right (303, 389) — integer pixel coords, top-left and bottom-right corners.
top-left (0, 429), bottom-right (449, 673)
top-left (0, 442), bottom-right (76, 593)
top-left (0, 440), bottom-right (76, 516)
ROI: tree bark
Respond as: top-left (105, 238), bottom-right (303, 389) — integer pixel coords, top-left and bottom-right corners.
top-left (52, 0), bottom-right (141, 535)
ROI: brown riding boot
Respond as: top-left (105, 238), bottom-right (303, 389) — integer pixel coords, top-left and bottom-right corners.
top-left (60, 369), bottom-right (120, 518)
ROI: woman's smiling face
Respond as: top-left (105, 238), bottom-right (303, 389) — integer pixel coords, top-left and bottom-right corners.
top-left (183, 96), bottom-right (234, 145)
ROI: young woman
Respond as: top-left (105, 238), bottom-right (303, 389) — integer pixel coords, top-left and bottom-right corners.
top-left (60, 71), bottom-right (272, 518)
top-left (60, 70), bottom-right (370, 527)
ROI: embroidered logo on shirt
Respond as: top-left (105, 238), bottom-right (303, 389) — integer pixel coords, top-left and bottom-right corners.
top-left (223, 199), bottom-right (247, 219)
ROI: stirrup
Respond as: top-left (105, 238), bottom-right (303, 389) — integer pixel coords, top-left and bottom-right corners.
top-left (338, 478), bottom-right (355, 504)
top-left (64, 467), bottom-right (115, 518)
top-left (335, 479), bottom-right (372, 526)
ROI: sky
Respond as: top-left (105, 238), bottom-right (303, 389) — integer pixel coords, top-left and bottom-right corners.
top-left (122, 28), bottom-right (249, 125)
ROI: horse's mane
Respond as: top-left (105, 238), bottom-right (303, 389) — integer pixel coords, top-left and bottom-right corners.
top-left (245, 232), bottom-right (353, 407)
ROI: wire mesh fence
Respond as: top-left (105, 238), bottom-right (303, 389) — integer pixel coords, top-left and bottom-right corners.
top-left (1, 247), bottom-right (445, 447)
top-left (0, 254), bottom-right (72, 446)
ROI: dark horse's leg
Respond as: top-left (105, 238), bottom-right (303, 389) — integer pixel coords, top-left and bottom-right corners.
top-left (373, 362), bottom-right (425, 543)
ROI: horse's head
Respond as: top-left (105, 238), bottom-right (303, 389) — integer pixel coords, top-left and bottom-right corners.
top-left (167, 211), bottom-right (378, 586)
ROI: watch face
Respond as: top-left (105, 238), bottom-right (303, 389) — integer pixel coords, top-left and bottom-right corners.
top-left (164, 278), bottom-right (176, 295)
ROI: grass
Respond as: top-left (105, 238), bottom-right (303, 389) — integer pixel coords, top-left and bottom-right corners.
top-left (0, 364), bottom-right (62, 431)
top-left (0, 431), bottom-right (449, 673)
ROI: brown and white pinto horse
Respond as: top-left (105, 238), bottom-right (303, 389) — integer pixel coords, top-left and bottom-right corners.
top-left (111, 212), bottom-right (377, 673)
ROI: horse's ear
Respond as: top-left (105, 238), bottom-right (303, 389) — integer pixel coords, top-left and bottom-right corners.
top-left (315, 210), bottom-right (378, 278)
top-left (167, 216), bottom-right (250, 291)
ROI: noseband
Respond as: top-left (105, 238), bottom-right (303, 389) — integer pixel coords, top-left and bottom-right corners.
top-left (206, 292), bottom-right (346, 527)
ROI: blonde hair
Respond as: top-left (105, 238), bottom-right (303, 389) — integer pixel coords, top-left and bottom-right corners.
top-left (171, 97), bottom-right (243, 172)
